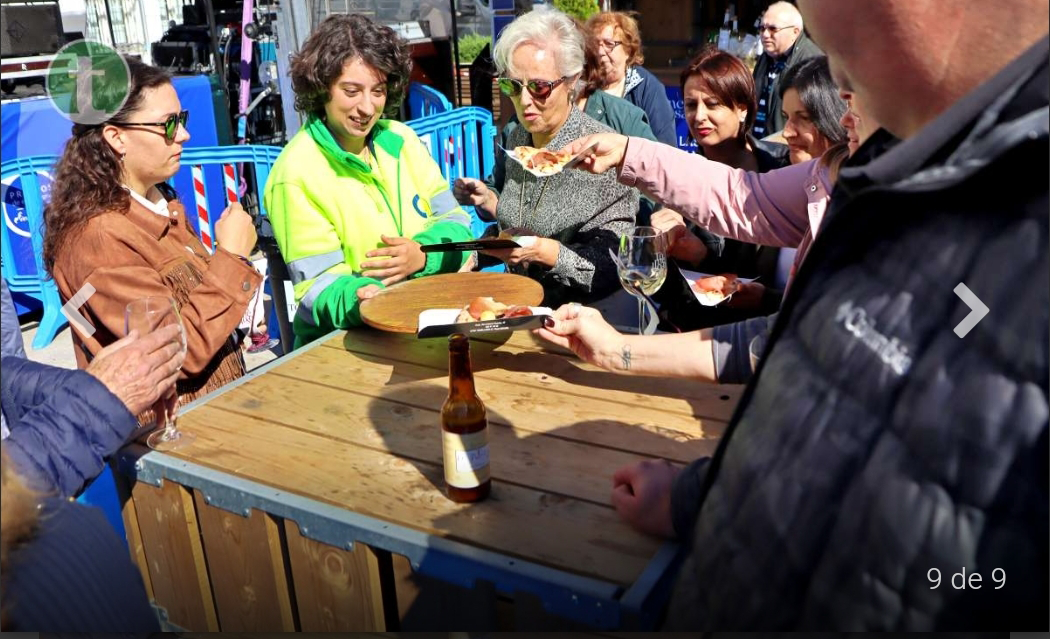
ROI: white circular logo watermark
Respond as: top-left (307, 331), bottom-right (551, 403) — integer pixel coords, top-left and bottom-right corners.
top-left (45, 39), bottom-right (131, 125)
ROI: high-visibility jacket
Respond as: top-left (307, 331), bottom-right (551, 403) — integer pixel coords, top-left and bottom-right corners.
top-left (265, 117), bottom-right (473, 346)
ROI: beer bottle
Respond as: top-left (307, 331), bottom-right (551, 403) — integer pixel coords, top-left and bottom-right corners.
top-left (441, 333), bottom-right (491, 502)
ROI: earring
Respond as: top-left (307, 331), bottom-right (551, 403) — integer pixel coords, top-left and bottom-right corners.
top-left (120, 150), bottom-right (126, 163)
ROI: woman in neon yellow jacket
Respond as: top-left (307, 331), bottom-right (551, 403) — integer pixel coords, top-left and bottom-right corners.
top-left (265, 14), bottom-right (474, 347)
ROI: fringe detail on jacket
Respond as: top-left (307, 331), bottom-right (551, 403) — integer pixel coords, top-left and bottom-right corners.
top-left (136, 261), bottom-right (247, 427)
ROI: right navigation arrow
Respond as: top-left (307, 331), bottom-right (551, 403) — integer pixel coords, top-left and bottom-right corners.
top-left (953, 282), bottom-right (989, 338)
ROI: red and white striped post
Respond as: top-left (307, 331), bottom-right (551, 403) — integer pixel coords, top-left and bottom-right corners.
top-left (222, 163), bottom-right (238, 205)
top-left (191, 165), bottom-right (213, 253)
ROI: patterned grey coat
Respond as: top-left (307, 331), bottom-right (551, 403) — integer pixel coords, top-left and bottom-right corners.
top-left (486, 107), bottom-right (638, 307)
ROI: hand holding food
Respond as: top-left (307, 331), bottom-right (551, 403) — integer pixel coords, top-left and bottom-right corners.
top-left (692, 274), bottom-right (741, 305)
top-left (563, 133), bottom-right (631, 174)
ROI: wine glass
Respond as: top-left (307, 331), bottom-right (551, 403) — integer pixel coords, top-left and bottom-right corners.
top-left (617, 226), bottom-right (668, 335)
top-left (125, 296), bottom-right (194, 451)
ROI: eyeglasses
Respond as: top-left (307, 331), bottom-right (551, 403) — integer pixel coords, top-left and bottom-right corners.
top-left (759, 23), bottom-right (797, 35)
top-left (497, 76), bottom-right (571, 100)
top-left (597, 39), bottom-right (623, 51)
top-left (111, 110), bottom-right (189, 142)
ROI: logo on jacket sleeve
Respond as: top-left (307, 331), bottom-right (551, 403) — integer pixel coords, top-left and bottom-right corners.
top-left (835, 301), bottom-right (913, 376)
top-left (412, 195), bottom-right (428, 218)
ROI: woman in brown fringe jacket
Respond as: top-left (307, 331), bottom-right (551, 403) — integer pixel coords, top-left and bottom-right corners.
top-left (45, 57), bottom-right (262, 422)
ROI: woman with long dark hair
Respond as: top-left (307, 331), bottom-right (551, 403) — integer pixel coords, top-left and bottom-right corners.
top-left (45, 57), bottom-right (262, 420)
top-left (778, 56), bottom-right (848, 164)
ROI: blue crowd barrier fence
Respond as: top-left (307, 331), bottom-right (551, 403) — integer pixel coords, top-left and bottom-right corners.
top-left (1, 107), bottom-right (499, 353)
top-left (407, 81), bottom-right (454, 119)
top-left (407, 106), bottom-right (498, 239)
top-left (1, 155), bottom-right (64, 349)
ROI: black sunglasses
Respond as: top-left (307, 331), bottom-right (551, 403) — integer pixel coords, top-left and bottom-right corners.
top-left (111, 110), bottom-right (189, 142)
top-left (498, 76), bottom-right (571, 100)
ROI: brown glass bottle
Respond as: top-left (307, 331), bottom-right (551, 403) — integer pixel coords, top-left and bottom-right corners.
top-left (441, 333), bottom-right (491, 502)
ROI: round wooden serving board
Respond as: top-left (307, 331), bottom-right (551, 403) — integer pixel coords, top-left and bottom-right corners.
top-left (359, 272), bottom-right (545, 333)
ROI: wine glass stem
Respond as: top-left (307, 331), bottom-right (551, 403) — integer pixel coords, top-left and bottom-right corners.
top-left (637, 297), bottom-right (645, 335)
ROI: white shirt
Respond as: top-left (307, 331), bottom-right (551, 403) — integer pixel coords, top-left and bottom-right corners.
top-left (124, 185), bottom-right (170, 218)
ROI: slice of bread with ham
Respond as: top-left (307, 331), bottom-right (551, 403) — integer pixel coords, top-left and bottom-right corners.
top-left (455, 297), bottom-right (534, 323)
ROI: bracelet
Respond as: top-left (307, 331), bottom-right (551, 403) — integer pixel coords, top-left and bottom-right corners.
top-left (216, 243), bottom-right (255, 269)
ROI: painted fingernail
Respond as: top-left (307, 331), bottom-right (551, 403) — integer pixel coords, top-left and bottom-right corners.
top-left (543, 317), bottom-right (555, 328)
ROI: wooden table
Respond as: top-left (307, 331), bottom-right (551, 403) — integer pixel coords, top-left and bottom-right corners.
top-left (115, 329), bottom-right (741, 632)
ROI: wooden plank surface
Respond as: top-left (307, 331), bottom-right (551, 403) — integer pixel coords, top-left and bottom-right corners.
top-left (360, 272), bottom-right (544, 333)
top-left (172, 407), bottom-right (660, 585)
top-left (115, 467), bottom-right (154, 602)
top-left (332, 328), bottom-right (742, 425)
top-left (284, 520), bottom-right (388, 631)
top-left (193, 495), bottom-right (296, 631)
top-left (167, 328), bottom-right (737, 593)
top-left (199, 366), bottom-right (709, 502)
top-left (132, 480), bottom-right (219, 631)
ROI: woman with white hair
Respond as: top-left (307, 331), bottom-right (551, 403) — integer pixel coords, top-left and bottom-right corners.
top-left (452, 7), bottom-right (638, 309)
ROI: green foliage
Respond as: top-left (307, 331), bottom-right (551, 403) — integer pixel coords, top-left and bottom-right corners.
top-left (551, 0), bottom-right (600, 22)
top-left (456, 33), bottom-right (492, 64)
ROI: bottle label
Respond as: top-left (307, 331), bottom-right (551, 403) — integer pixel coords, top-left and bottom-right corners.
top-left (442, 430), bottom-right (490, 488)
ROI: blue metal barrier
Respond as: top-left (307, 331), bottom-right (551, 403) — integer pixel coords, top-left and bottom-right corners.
top-left (407, 82), bottom-right (454, 119)
top-left (174, 145), bottom-right (289, 351)
top-left (174, 145), bottom-right (283, 244)
top-left (407, 106), bottom-right (497, 238)
top-left (1, 155), bottom-right (65, 349)
top-left (76, 464), bottom-right (127, 546)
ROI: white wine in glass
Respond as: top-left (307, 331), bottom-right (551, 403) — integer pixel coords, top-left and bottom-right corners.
top-left (618, 226), bottom-right (668, 335)
top-left (125, 296), bottom-right (193, 451)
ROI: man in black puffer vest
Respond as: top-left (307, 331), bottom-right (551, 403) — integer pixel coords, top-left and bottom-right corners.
top-left (611, 0), bottom-right (1048, 630)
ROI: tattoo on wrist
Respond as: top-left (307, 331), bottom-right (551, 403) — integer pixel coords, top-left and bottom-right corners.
top-left (620, 343), bottom-right (632, 371)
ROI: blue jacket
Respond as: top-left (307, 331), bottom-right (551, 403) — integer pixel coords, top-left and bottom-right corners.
top-left (623, 65), bottom-right (678, 147)
top-left (3, 496), bottom-right (159, 631)
top-left (665, 36), bottom-right (1048, 629)
top-left (1, 356), bottom-right (138, 497)
top-left (1, 278), bottom-right (26, 359)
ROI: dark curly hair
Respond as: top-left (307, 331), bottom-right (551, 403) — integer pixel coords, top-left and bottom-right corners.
top-left (290, 14), bottom-right (412, 119)
top-left (43, 57), bottom-right (172, 275)
top-left (680, 45), bottom-right (758, 140)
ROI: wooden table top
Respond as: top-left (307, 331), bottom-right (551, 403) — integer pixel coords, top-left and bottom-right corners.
top-left (360, 272), bottom-right (545, 333)
top-left (173, 328), bottom-right (741, 589)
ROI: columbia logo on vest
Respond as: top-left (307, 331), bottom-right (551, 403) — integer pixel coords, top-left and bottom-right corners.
top-left (835, 301), bottom-right (913, 376)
